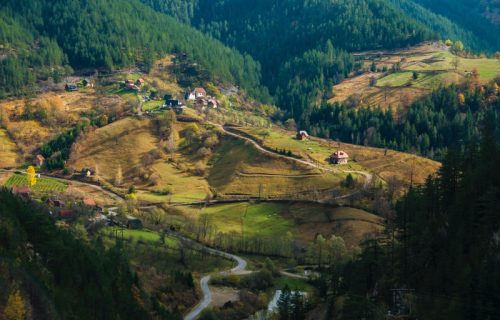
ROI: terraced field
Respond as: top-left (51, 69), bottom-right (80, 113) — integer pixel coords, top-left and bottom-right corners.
top-left (4, 173), bottom-right (67, 192)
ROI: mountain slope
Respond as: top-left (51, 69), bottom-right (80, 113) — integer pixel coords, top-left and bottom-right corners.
top-left (388, 0), bottom-right (497, 52)
top-left (407, 0), bottom-right (500, 51)
top-left (0, 0), bottom-right (268, 98)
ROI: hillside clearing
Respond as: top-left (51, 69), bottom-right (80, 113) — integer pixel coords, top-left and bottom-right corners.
top-left (234, 126), bottom-right (440, 189)
top-left (178, 202), bottom-right (384, 248)
top-left (0, 129), bottom-right (19, 168)
top-left (209, 137), bottom-right (346, 199)
top-left (330, 45), bottom-right (500, 109)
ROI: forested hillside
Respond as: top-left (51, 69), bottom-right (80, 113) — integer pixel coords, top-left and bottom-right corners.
top-left (0, 189), bottom-right (149, 319)
top-left (0, 0), bottom-right (268, 98)
top-left (388, 0), bottom-right (496, 52)
top-left (309, 81), bottom-right (500, 160)
top-left (409, 0), bottom-right (500, 50)
top-left (328, 119), bottom-right (500, 319)
top-left (141, 0), bottom-right (439, 125)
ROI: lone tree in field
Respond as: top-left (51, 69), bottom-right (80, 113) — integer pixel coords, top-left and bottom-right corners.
top-left (451, 56), bottom-right (460, 71)
top-left (115, 165), bottom-right (123, 186)
top-left (26, 166), bottom-right (37, 186)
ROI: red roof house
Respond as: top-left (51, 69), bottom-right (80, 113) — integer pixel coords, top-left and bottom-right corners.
top-left (83, 198), bottom-right (97, 207)
top-left (330, 150), bottom-right (349, 164)
top-left (12, 186), bottom-right (31, 199)
top-left (193, 87), bottom-right (206, 98)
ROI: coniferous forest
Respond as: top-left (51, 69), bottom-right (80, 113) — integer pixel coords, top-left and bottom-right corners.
top-left (0, 0), bottom-right (268, 99)
top-left (0, 1), bottom-right (499, 319)
top-left (0, 189), bottom-right (149, 319)
top-left (326, 117), bottom-right (500, 319)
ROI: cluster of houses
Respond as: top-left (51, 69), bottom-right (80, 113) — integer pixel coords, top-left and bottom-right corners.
top-left (124, 78), bottom-right (145, 91)
top-left (185, 87), bottom-right (220, 110)
top-left (10, 184), bottom-right (144, 230)
top-left (295, 130), bottom-right (350, 165)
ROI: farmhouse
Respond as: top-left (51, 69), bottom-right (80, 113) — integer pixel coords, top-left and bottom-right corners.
top-left (34, 154), bottom-right (45, 167)
top-left (136, 78), bottom-right (145, 86)
top-left (81, 168), bottom-right (95, 178)
top-left (296, 130), bottom-right (309, 140)
top-left (330, 150), bottom-right (349, 164)
top-left (193, 87), bottom-right (206, 99)
top-left (12, 186), bottom-right (31, 199)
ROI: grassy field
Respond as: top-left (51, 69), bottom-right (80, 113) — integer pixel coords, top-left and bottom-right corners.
top-left (4, 173), bottom-right (67, 192)
top-left (0, 129), bottom-right (19, 168)
top-left (69, 117), bottom-right (214, 202)
top-left (68, 117), bottom-right (159, 186)
top-left (178, 202), bottom-right (384, 248)
top-left (330, 44), bottom-right (500, 109)
top-left (101, 227), bottom-right (179, 246)
top-left (209, 137), bottom-right (345, 199)
top-left (235, 126), bottom-right (440, 188)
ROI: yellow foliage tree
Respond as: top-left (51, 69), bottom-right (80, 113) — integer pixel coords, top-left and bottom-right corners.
top-left (26, 166), bottom-right (37, 187)
top-left (3, 289), bottom-right (26, 320)
top-left (458, 93), bottom-right (465, 105)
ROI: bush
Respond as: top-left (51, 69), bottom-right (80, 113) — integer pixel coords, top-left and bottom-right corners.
top-left (194, 161), bottom-right (207, 176)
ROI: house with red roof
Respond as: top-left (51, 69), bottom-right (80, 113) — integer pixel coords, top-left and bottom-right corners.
top-left (12, 186), bottom-right (31, 199)
top-left (330, 150), bottom-right (349, 164)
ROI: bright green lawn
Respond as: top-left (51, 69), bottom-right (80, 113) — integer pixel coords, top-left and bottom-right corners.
top-left (142, 100), bottom-right (164, 111)
top-left (102, 227), bottom-right (178, 246)
top-left (405, 51), bottom-right (500, 82)
top-left (193, 202), bottom-right (294, 237)
top-left (376, 71), bottom-right (414, 86)
top-left (4, 173), bottom-right (67, 192)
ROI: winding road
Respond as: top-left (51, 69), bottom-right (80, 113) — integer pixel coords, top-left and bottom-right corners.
top-left (218, 125), bottom-right (374, 188)
top-left (170, 232), bottom-right (249, 320)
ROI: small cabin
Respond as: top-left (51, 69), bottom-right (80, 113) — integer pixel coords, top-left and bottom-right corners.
top-left (296, 131), bottom-right (309, 141)
top-left (330, 150), bottom-right (349, 165)
top-left (34, 154), bottom-right (45, 167)
top-left (126, 215), bottom-right (142, 229)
